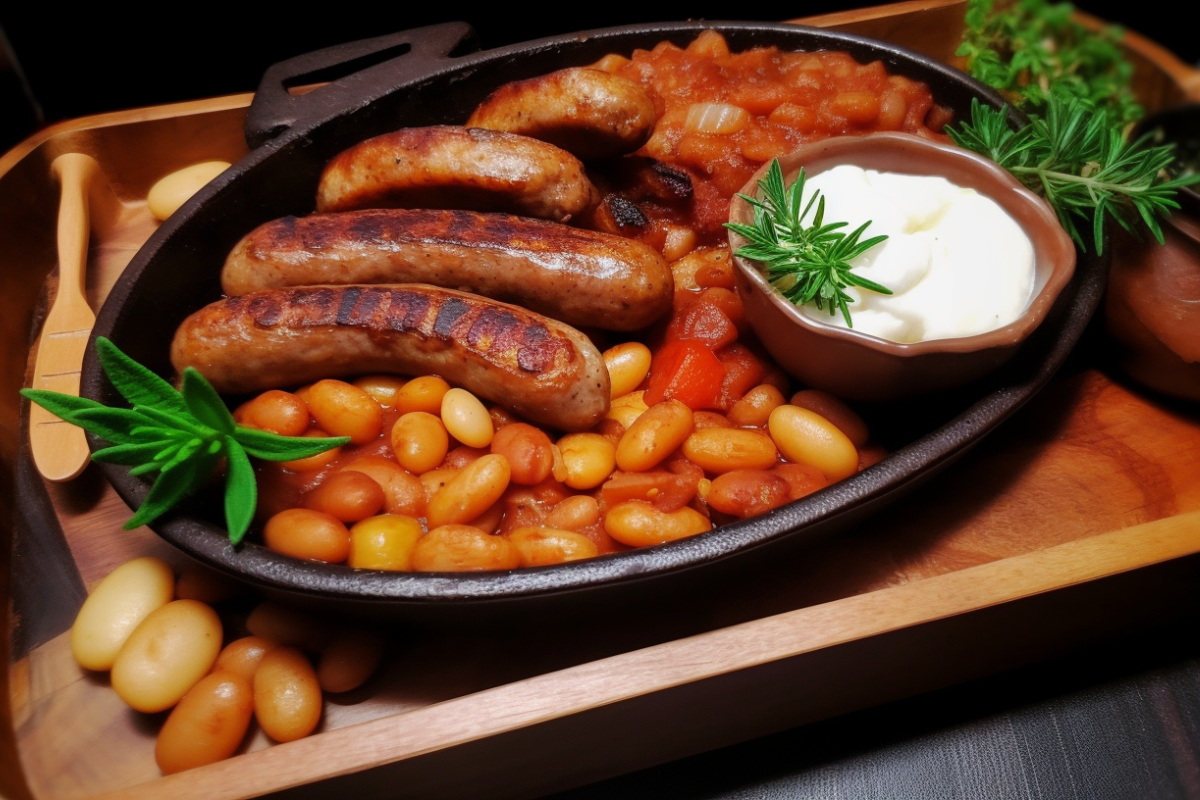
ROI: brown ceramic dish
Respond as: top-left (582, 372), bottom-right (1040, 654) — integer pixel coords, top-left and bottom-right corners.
top-left (729, 133), bottom-right (1077, 402)
top-left (80, 22), bottom-right (1105, 623)
top-left (1105, 104), bottom-right (1200, 401)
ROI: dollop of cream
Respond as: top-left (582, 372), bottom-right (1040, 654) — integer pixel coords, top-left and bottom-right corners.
top-left (796, 165), bottom-right (1035, 343)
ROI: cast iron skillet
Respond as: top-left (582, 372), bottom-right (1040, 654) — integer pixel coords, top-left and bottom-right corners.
top-left (81, 22), bottom-right (1107, 623)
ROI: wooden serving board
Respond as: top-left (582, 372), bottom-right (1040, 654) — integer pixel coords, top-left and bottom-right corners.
top-left (4, 4), bottom-right (1200, 799)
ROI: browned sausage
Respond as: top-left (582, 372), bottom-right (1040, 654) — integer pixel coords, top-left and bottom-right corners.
top-left (466, 68), bottom-right (657, 160)
top-left (315, 126), bottom-right (599, 223)
top-left (170, 285), bottom-right (609, 431)
top-left (221, 208), bottom-right (673, 332)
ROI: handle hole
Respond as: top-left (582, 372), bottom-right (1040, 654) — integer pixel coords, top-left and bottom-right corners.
top-left (282, 43), bottom-right (414, 95)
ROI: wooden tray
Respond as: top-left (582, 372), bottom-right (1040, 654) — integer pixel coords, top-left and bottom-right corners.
top-left (5, 4), bottom-right (1200, 799)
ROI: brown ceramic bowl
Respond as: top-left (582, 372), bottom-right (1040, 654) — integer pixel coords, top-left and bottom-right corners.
top-left (728, 133), bottom-right (1077, 402)
top-left (1104, 104), bottom-right (1200, 401)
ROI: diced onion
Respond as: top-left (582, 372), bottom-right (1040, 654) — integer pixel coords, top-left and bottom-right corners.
top-left (685, 103), bottom-right (750, 135)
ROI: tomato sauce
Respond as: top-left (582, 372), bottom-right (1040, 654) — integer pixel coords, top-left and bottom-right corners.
top-left (595, 30), bottom-right (951, 243)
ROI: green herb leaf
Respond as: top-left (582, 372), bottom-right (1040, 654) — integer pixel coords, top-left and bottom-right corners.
top-left (181, 368), bottom-right (237, 434)
top-left (96, 337), bottom-right (189, 416)
top-left (124, 447), bottom-right (220, 530)
top-left (22, 339), bottom-right (348, 545)
top-left (724, 160), bottom-right (890, 327)
top-left (232, 425), bottom-right (350, 461)
top-left (223, 437), bottom-right (256, 546)
top-left (947, 97), bottom-right (1200, 252)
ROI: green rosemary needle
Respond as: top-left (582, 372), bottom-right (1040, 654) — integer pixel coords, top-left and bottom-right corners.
top-left (947, 96), bottom-right (1200, 253)
top-left (21, 337), bottom-right (348, 544)
top-left (725, 159), bottom-right (891, 328)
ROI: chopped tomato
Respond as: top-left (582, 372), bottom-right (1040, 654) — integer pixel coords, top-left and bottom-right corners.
top-left (600, 469), bottom-right (700, 513)
top-left (665, 300), bottom-right (738, 349)
top-left (644, 340), bottom-right (724, 410)
top-left (716, 343), bottom-right (768, 409)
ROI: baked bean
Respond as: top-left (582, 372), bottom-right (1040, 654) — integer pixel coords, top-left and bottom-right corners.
top-left (317, 629), bottom-right (386, 693)
top-left (245, 601), bottom-right (332, 653)
top-left (771, 462), bottom-right (828, 500)
top-left (467, 499), bottom-right (506, 535)
top-left (615, 399), bottom-right (694, 472)
top-left (681, 428), bottom-right (778, 473)
top-left (213, 636), bottom-right (277, 683)
top-left (234, 390), bottom-right (309, 437)
top-left (603, 342), bottom-right (653, 399)
top-left (155, 671), bottom-right (253, 774)
top-left (391, 411), bottom-right (449, 474)
top-left (111, 599), bottom-right (222, 713)
top-left (353, 374), bottom-right (408, 407)
top-left (859, 442), bottom-right (888, 470)
top-left (544, 495), bottom-right (601, 531)
top-left (788, 389), bottom-right (869, 447)
top-left (348, 514), bottom-right (423, 570)
top-left (727, 384), bottom-right (786, 428)
top-left (278, 429), bottom-right (344, 471)
top-left (768, 405), bottom-right (859, 482)
top-left (302, 471), bottom-right (386, 522)
top-left (441, 388), bottom-right (494, 448)
top-left (604, 500), bottom-right (711, 547)
top-left (878, 87), bottom-right (908, 130)
top-left (254, 646), bottom-right (322, 743)
top-left (662, 224), bottom-right (698, 262)
top-left (606, 390), bottom-right (649, 429)
top-left (507, 527), bottom-right (599, 566)
top-left (304, 379), bottom-right (383, 445)
top-left (831, 90), bottom-right (881, 123)
top-left (426, 454), bottom-right (512, 529)
top-left (557, 433), bottom-right (617, 490)
top-left (488, 404), bottom-right (521, 429)
top-left (693, 411), bottom-right (734, 429)
top-left (264, 508), bottom-right (352, 564)
top-left (707, 470), bottom-right (791, 517)
top-left (341, 456), bottom-right (426, 517)
top-left (550, 444), bottom-right (568, 482)
top-left (393, 375), bottom-right (450, 415)
top-left (443, 445), bottom-right (488, 469)
top-left (490, 423), bottom-right (554, 485)
top-left (71, 556), bottom-right (174, 672)
top-left (420, 466), bottom-right (460, 504)
top-left (411, 525), bottom-right (521, 571)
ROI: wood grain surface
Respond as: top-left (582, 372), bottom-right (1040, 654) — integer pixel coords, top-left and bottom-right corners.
top-left (4, 3), bottom-right (1200, 798)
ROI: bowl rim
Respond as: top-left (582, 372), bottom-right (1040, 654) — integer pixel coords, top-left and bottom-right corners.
top-left (728, 132), bottom-right (1077, 357)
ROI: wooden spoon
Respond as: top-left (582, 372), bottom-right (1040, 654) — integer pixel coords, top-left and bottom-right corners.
top-left (28, 153), bottom-right (118, 482)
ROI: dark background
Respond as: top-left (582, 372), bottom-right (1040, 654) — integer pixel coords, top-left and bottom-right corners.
top-left (0, 1), bottom-right (1195, 152)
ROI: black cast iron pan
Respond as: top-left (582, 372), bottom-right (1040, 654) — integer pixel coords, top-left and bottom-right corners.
top-left (80, 21), bottom-right (1107, 624)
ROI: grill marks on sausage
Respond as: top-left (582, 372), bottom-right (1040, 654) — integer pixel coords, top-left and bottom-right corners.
top-left (221, 208), bottom-right (674, 331)
top-left (235, 286), bottom-right (570, 374)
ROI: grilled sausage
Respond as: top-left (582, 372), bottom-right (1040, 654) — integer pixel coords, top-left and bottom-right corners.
top-left (316, 126), bottom-right (600, 223)
top-left (170, 285), bottom-right (610, 431)
top-left (221, 208), bottom-right (673, 331)
top-left (466, 68), bottom-right (657, 161)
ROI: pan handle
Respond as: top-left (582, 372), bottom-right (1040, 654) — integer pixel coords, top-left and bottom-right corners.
top-left (244, 22), bottom-right (480, 149)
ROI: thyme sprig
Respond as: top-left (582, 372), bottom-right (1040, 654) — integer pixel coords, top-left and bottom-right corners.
top-left (948, 96), bottom-right (1200, 253)
top-left (22, 338), bottom-right (348, 544)
top-left (725, 159), bottom-right (890, 327)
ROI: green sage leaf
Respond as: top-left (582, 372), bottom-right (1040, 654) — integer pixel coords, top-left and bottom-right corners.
top-left (223, 437), bottom-right (256, 546)
top-left (181, 368), bottom-right (236, 434)
top-left (124, 448), bottom-right (219, 530)
top-left (96, 337), bottom-right (189, 415)
top-left (232, 425), bottom-right (349, 461)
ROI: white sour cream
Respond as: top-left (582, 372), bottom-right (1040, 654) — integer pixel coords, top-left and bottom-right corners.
top-left (795, 165), bottom-right (1035, 343)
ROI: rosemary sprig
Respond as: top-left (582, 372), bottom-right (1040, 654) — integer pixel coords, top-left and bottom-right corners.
top-left (947, 96), bottom-right (1200, 253)
top-left (725, 159), bottom-right (890, 327)
top-left (21, 337), bottom-right (348, 544)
